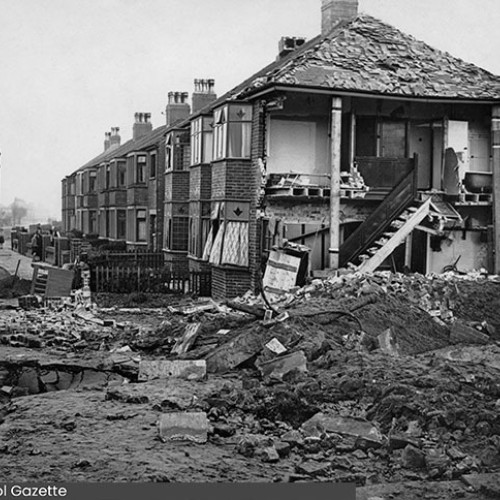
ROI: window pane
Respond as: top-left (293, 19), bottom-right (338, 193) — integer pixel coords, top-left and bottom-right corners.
top-left (228, 122), bottom-right (251, 158)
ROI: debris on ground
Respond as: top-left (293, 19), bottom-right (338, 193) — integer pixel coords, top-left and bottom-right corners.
top-left (1, 269), bottom-right (500, 496)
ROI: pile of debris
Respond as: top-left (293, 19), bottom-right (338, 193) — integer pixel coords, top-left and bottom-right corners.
top-left (1, 267), bottom-right (500, 490)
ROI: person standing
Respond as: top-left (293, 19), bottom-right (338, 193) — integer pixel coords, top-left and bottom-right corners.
top-left (31, 228), bottom-right (43, 261)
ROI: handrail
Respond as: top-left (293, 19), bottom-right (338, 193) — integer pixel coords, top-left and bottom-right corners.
top-left (340, 154), bottom-right (419, 267)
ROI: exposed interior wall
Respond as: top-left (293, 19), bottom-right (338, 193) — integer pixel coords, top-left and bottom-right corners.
top-left (348, 97), bottom-right (491, 192)
top-left (267, 117), bottom-right (329, 176)
top-left (426, 230), bottom-right (490, 274)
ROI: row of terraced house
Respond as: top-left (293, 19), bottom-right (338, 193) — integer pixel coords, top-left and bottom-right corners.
top-left (62, 0), bottom-right (500, 299)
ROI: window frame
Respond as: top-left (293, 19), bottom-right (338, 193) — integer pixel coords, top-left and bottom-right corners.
top-left (213, 104), bottom-right (252, 160)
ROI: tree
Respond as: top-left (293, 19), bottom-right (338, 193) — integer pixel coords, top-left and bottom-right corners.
top-left (10, 198), bottom-right (28, 226)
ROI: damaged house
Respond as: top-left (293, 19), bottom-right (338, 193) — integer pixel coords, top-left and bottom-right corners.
top-left (62, 0), bottom-right (500, 299)
top-left (193, 0), bottom-right (500, 298)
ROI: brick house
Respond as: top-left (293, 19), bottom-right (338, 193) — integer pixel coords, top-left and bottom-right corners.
top-left (63, 0), bottom-right (500, 299)
top-left (187, 0), bottom-right (500, 299)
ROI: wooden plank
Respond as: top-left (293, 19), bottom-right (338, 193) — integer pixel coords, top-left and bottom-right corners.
top-left (329, 96), bottom-right (342, 269)
top-left (171, 323), bottom-right (202, 355)
top-left (358, 198), bottom-right (431, 274)
top-left (492, 105), bottom-right (500, 273)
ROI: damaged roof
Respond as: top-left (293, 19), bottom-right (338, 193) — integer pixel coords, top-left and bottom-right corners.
top-left (237, 14), bottom-right (500, 101)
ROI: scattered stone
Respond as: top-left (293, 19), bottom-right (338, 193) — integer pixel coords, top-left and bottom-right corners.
top-left (378, 328), bottom-right (400, 356)
top-left (461, 472), bottom-right (500, 497)
top-left (389, 434), bottom-right (422, 451)
top-left (281, 430), bottom-right (304, 446)
top-left (401, 445), bottom-right (426, 469)
top-left (274, 441), bottom-right (291, 458)
top-left (296, 460), bottom-right (331, 477)
top-left (258, 446), bottom-right (280, 463)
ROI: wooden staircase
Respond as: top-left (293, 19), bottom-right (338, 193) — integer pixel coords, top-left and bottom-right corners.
top-left (357, 198), bottom-right (431, 273)
top-left (340, 158), bottom-right (419, 267)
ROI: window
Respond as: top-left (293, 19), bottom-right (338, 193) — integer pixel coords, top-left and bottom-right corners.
top-left (89, 171), bottom-right (97, 192)
top-left (150, 153), bottom-right (157, 179)
top-left (136, 156), bottom-right (147, 183)
top-left (136, 209), bottom-right (147, 242)
top-left (117, 210), bottom-right (126, 240)
top-left (190, 117), bottom-right (214, 165)
top-left (213, 104), bottom-right (252, 160)
top-left (105, 166), bottom-right (111, 189)
top-left (89, 211), bottom-right (97, 234)
top-left (105, 210), bottom-right (110, 238)
top-left (165, 134), bottom-right (173, 171)
top-left (117, 162), bottom-right (126, 187)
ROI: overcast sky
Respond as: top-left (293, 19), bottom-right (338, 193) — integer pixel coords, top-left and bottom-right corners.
top-left (0, 0), bottom-right (499, 219)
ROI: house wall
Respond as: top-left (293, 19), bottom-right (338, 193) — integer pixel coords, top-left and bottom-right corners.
top-left (266, 117), bottom-right (329, 176)
top-left (426, 230), bottom-right (490, 274)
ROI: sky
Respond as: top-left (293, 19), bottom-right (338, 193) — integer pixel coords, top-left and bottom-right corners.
top-left (0, 0), bottom-right (499, 220)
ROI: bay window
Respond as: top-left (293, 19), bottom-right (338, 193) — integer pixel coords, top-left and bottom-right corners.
top-left (191, 116), bottom-right (214, 165)
top-left (213, 104), bottom-right (253, 160)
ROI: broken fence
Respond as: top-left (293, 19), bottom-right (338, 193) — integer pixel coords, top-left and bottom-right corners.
top-left (90, 265), bottom-right (211, 296)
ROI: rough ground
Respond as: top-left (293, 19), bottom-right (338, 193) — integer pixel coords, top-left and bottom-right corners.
top-left (0, 263), bottom-right (500, 499)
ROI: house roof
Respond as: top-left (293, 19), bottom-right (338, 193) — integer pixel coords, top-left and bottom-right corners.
top-left (236, 14), bottom-right (500, 101)
top-left (72, 125), bottom-right (167, 175)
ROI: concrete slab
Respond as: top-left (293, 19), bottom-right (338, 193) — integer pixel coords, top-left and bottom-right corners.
top-left (158, 412), bottom-right (209, 443)
top-left (139, 360), bottom-right (206, 381)
top-left (302, 413), bottom-right (383, 446)
top-left (257, 350), bottom-right (307, 380)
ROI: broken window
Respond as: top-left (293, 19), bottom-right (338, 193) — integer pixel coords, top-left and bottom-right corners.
top-left (208, 220), bottom-right (249, 268)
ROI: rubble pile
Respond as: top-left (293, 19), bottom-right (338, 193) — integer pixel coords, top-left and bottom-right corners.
top-left (0, 270), bottom-right (500, 492)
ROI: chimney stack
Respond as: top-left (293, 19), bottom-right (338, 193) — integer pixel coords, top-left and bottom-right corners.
top-left (109, 127), bottom-right (121, 150)
top-left (104, 131), bottom-right (111, 151)
top-left (192, 79), bottom-right (217, 114)
top-left (321, 0), bottom-right (358, 36)
top-left (165, 91), bottom-right (190, 127)
top-left (277, 37), bottom-right (306, 60)
top-left (133, 112), bottom-right (153, 140)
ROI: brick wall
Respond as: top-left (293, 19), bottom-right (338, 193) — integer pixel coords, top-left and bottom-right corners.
top-left (248, 100), bottom-right (266, 292)
top-left (165, 171), bottom-right (190, 202)
top-left (127, 186), bottom-right (148, 206)
top-left (210, 102), bottom-right (263, 299)
top-left (212, 267), bottom-right (252, 300)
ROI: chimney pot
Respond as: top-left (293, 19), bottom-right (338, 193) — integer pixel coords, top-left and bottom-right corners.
top-left (132, 112), bottom-right (153, 140)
